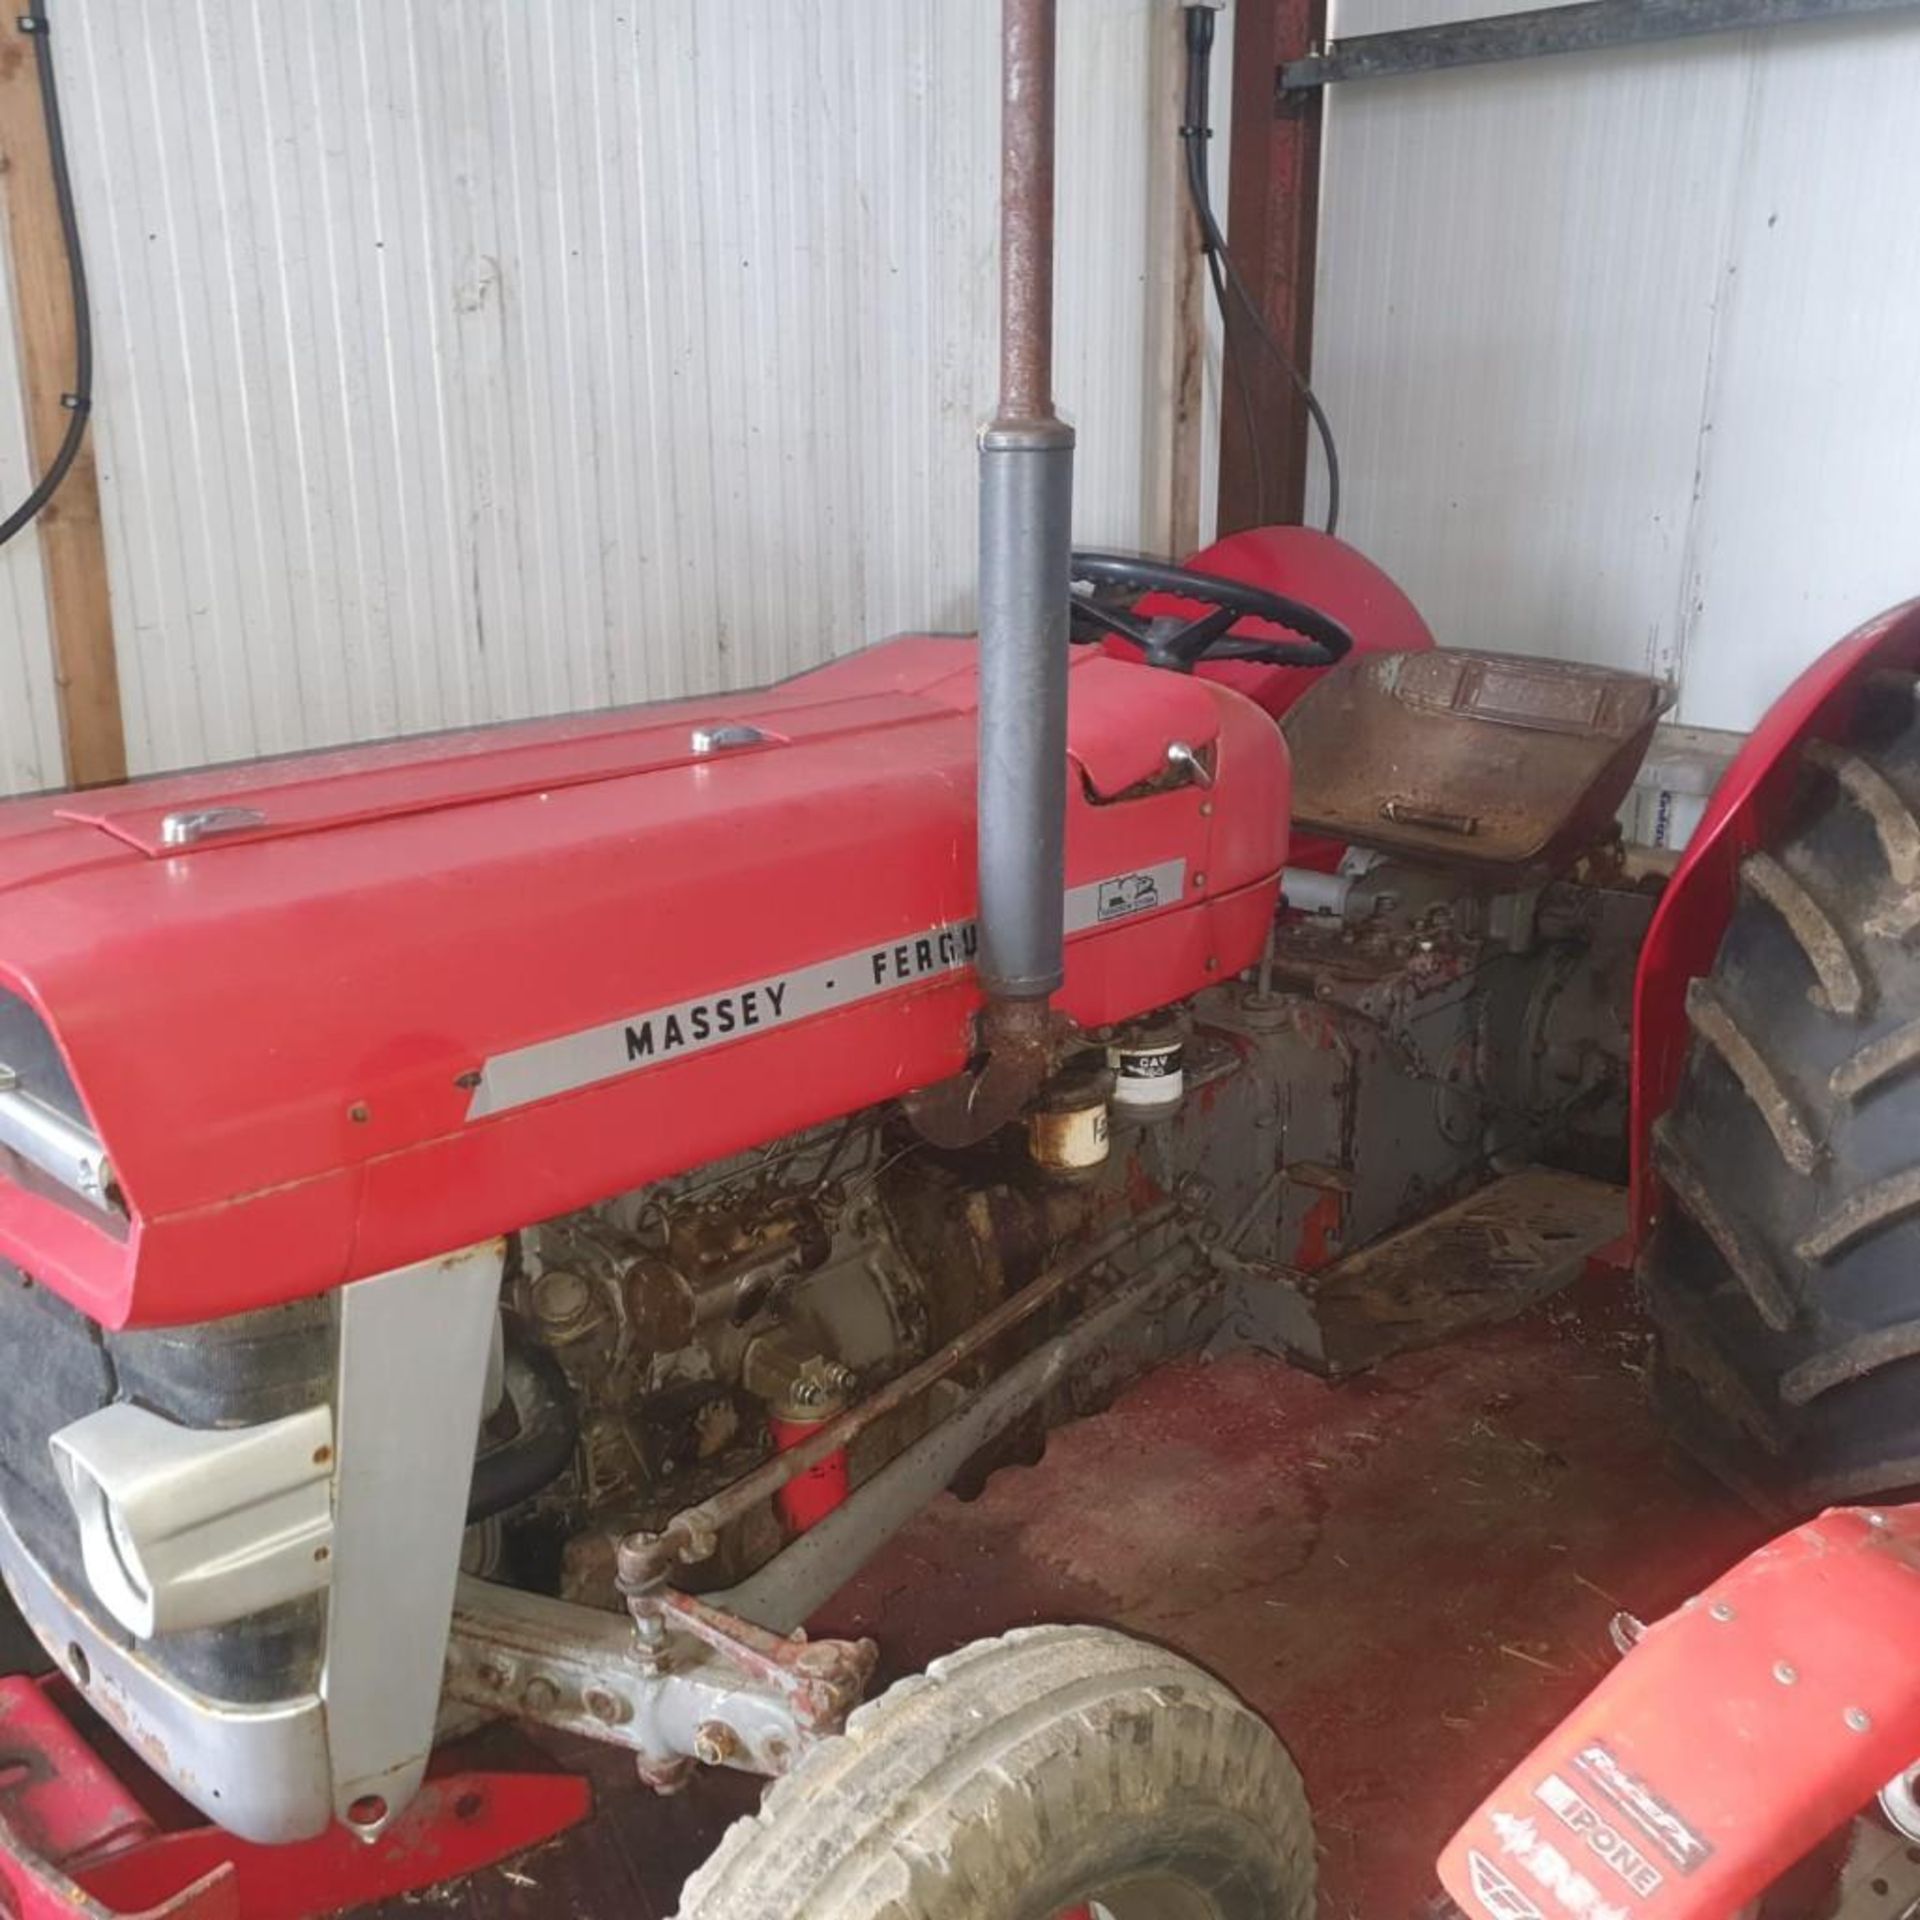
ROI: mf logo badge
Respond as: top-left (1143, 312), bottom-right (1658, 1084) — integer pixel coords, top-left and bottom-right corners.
top-left (1467, 1849), bottom-right (1544, 1920)
top-left (1097, 871), bottom-right (1163, 920)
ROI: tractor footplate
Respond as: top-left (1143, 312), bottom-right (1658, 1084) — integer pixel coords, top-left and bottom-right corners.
top-left (1224, 1166), bottom-right (1627, 1377)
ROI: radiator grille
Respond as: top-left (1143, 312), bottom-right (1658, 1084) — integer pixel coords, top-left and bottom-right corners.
top-left (0, 989), bottom-right (85, 1126)
top-left (0, 1266), bottom-right (334, 1701)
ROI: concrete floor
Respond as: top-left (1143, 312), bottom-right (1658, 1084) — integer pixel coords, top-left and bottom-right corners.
top-left (2, 1278), bottom-right (1769, 1917)
top-left (383, 1276), bottom-right (1767, 1919)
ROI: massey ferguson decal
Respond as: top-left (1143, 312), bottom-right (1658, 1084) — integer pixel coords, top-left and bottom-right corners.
top-left (1572, 1744), bottom-right (1712, 1875)
top-left (1534, 1772), bottom-right (1663, 1898)
top-left (470, 860), bottom-right (1187, 1117)
top-left (621, 979), bottom-right (800, 1059)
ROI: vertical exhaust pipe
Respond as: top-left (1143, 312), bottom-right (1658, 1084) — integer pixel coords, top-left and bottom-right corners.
top-left (977, 0), bottom-right (1075, 1022)
top-left (904, 0), bottom-right (1073, 1148)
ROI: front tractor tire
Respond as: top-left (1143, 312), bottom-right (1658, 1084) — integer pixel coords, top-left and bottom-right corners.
top-left (672, 1625), bottom-right (1315, 1920)
top-left (1645, 671), bottom-right (1920, 1502)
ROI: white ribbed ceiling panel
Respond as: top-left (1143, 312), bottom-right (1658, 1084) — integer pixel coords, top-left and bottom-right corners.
top-left (0, 233), bottom-right (62, 797)
top-left (1311, 8), bottom-right (1920, 729)
top-left (18, 0), bottom-right (1214, 781)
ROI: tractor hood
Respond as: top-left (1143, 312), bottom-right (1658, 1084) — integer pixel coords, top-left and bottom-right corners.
top-left (0, 636), bottom-right (1290, 1328)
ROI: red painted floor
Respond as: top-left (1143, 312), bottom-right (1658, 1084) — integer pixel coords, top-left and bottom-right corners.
top-left (387, 1276), bottom-right (1767, 1918)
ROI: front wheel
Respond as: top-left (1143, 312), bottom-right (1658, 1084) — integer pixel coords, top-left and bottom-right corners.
top-left (672, 1624), bottom-right (1316, 1920)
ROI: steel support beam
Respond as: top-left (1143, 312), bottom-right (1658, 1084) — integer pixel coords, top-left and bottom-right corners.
top-left (1281, 0), bottom-right (1920, 90)
top-left (1218, 0), bottom-right (1327, 534)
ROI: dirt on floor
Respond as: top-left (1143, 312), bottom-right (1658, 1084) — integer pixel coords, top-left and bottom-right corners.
top-left (363, 1273), bottom-right (1766, 1919)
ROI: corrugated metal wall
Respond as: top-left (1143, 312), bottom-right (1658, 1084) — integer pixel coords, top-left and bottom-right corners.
top-left (11, 3), bottom-right (1914, 785)
top-left (1311, 2), bottom-right (1920, 730)
top-left (0, 0), bottom-right (1225, 795)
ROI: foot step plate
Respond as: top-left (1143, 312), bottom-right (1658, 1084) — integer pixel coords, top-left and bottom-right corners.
top-left (1228, 1166), bottom-right (1627, 1377)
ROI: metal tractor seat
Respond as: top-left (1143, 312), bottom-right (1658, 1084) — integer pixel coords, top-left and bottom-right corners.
top-left (1283, 648), bottom-right (1671, 880)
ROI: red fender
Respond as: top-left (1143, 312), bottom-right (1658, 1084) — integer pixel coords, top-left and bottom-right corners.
top-left (1630, 600), bottom-right (1920, 1245)
top-left (1104, 524), bottom-right (1437, 723)
top-left (1104, 525), bottom-right (1437, 872)
top-left (1439, 1504), bottom-right (1920, 1919)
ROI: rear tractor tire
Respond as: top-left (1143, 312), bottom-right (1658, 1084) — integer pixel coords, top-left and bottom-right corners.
top-left (671, 1624), bottom-right (1316, 1920)
top-left (1644, 668), bottom-right (1920, 1502)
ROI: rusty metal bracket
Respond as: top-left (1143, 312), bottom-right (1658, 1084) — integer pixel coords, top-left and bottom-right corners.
top-left (630, 1588), bottom-right (875, 1765)
top-left (1278, 0), bottom-right (1920, 91)
top-left (442, 1577), bottom-right (875, 1796)
top-left (900, 997), bottom-right (1069, 1149)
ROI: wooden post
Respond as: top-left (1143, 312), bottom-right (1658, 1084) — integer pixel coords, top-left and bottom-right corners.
top-left (0, 20), bottom-right (124, 788)
top-left (1144, 5), bottom-right (1208, 559)
top-left (1217, 0), bottom-right (1327, 535)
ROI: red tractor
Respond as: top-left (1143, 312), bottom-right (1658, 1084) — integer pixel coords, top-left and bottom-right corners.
top-left (3, 5), bottom-right (1917, 1919)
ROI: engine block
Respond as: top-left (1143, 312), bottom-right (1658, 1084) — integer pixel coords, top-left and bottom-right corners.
top-left (514, 1123), bottom-right (936, 1589)
top-left (493, 855), bottom-right (1650, 1604)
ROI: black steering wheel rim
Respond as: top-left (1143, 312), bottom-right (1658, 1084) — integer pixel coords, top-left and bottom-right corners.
top-left (1069, 549), bottom-right (1354, 671)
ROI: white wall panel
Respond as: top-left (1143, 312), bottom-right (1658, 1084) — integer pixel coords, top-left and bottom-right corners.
top-left (1312, 8), bottom-right (1920, 729)
top-left (0, 0), bottom-right (1219, 785)
top-left (0, 233), bottom-right (62, 796)
top-left (1670, 16), bottom-right (1920, 728)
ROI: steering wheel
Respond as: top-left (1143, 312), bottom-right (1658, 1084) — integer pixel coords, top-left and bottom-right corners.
top-left (1069, 550), bottom-right (1354, 673)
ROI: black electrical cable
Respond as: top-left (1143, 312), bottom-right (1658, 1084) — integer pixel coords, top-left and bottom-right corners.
top-left (0, 0), bottom-right (93, 551)
top-left (1181, 4), bottom-right (1341, 537)
top-left (1183, 20), bottom-right (1265, 521)
top-left (1203, 196), bottom-right (1266, 524)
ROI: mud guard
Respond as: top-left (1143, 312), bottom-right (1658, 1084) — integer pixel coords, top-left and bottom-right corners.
top-left (1631, 600), bottom-right (1920, 1247)
top-left (1112, 524), bottom-right (1437, 724)
top-left (1438, 1505), bottom-right (1920, 1918)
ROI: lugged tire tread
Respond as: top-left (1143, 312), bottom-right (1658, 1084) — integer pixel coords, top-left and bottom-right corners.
top-left (1797, 1164), bottom-right (1920, 1264)
top-left (1652, 1119), bottom-right (1797, 1331)
top-left (1807, 740), bottom-right (1920, 888)
top-left (1641, 1273), bottom-right (1793, 1454)
top-left (1684, 976), bottom-right (1821, 1173)
top-left (1739, 850), bottom-right (1866, 1016)
top-left (1646, 692), bottom-right (1920, 1502)
top-left (1833, 1015), bottom-right (1920, 1101)
top-left (1781, 1317), bottom-right (1920, 1406)
top-left (673, 1624), bottom-right (1314, 1920)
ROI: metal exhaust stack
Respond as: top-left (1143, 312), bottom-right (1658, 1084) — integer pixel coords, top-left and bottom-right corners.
top-left (977, 0), bottom-right (1075, 1045)
top-left (902, 0), bottom-right (1072, 1149)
